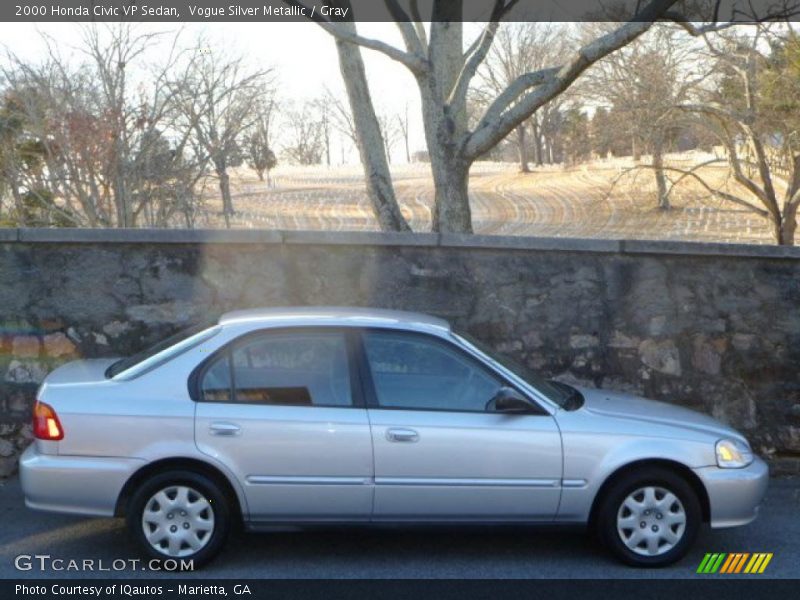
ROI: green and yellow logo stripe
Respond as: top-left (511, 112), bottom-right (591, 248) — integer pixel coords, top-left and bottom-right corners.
top-left (697, 553), bottom-right (773, 574)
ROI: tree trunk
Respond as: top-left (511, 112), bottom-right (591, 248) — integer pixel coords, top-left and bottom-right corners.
top-left (652, 133), bottom-right (670, 210)
top-left (517, 125), bottom-right (530, 173)
top-left (632, 135), bottom-right (641, 162)
top-left (430, 150), bottom-right (471, 233)
top-left (779, 218), bottom-right (796, 246)
top-left (334, 21), bottom-right (410, 232)
top-left (778, 202), bottom-right (798, 246)
top-left (783, 156), bottom-right (800, 246)
top-left (216, 162), bottom-right (234, 229)
top-left (112, 156), bottom-right (131, 227)
top-left (10, 185), bottom-right (27, 225)
top-left (531, 122), bottom-right (543, 166)
top-left (416, 12), bottom-right (472, 234)
top-left (256, 169), bottom-right (264, 182)
top-left (419, 89), bottom-right (473, 233)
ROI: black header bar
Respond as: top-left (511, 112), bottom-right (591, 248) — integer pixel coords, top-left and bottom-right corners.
top-left (3, 0), bottom-right (799, 22)
top-left (3, 578), bottom-right (798, 600)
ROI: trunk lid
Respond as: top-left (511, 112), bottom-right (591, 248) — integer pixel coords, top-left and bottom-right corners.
top-left (42, 358), bottom-right (119, 386)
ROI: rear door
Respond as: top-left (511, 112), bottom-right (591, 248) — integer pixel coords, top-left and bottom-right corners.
top-left (194, 328), bottom-right (373, 522)
top-left (359, 329), bottom-right (562, 521)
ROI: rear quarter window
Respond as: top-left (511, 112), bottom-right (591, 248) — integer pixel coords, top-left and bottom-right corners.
top-left (107, 324), bottom-right (221, 380)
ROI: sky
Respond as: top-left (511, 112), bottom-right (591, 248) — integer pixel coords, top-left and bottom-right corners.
top-left (0, 22), bottom-right (429, 163)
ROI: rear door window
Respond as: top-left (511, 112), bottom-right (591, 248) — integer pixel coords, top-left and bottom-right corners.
top-left (200, 330), bottom-right (352, 407)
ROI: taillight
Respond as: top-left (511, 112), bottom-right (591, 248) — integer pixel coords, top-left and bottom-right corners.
top-left (33, 401), bottom-right (64, 441)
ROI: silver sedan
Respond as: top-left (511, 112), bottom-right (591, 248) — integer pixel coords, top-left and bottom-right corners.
top-left (20, 307), bottom-right (768, 568)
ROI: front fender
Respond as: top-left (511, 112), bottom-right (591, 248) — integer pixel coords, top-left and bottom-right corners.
top-left (556, 432), bottom-right (714, 522)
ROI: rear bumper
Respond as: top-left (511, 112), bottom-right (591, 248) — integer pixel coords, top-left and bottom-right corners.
top-left (19, 444), bottom-right (144, 517)
top-left (694, 456), bottom-right (769, 528)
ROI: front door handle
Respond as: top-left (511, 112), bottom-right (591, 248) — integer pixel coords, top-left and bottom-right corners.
top-left (386, 428), bottom-right (419, 443)
top-left (209, 422), bottom-right (241, 436)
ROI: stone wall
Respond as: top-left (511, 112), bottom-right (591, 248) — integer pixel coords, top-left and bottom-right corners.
top-left (2, 228), bottom-right (800, 476)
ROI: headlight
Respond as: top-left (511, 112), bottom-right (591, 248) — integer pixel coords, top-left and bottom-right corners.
top-left (716, 438), bottom-right (753, 468)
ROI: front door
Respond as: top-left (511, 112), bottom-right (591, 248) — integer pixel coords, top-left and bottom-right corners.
top-left (360, 329), bottom-right (562, 520)
top-left (194, 329), bottom-right (373, 522)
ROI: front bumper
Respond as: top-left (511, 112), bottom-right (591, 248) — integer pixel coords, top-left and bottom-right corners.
top-left (19, 444), bottom-right (144, 517)
top-left (694, 456), bottom-right (769, 528)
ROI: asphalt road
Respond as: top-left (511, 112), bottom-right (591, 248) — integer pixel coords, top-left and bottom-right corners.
top-left (0, 475), bottom-right (797, 579)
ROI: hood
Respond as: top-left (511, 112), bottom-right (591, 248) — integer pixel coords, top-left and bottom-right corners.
top-left (42, 358), bottom-right (119, 386)
top-left (577, 386), bottom-right (744, 441)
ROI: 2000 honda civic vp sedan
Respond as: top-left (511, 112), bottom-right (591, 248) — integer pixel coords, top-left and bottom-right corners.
top-left (20, 307), bottom-right (768, 567)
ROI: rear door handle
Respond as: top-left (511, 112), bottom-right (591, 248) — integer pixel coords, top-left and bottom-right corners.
top-left (209, 422), bottom-right (241, 436)
top-left (386, 428), bottom-right (419, 443)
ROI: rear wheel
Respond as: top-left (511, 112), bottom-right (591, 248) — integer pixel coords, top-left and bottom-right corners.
top-left (595, 467), bottom-right (701, 567)
top-left (127, 470), bottom-right (231, 568)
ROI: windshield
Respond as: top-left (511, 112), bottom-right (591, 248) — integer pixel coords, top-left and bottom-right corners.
top-left (105, 322), bottom-right (220, 379)
top-left (453, 330), bottom-right (573, 407)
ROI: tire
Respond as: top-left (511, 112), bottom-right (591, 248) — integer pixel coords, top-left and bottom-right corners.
top-left (126, 470), bottom-right (231, 569)
top-left (595, 467), bottom-right (701, 567)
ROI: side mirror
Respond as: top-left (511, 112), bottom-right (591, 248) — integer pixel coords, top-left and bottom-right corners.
top-left (485, 387), bottom-right (536, 414)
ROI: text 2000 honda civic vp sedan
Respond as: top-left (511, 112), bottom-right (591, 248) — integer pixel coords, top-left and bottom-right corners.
top-left (20, 307), bottom-right (768, 567)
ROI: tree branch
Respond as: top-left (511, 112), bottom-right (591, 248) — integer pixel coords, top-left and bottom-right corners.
top-left (448, 0), bottom-right (518, 110)
top-left (477, 67), bottom-right (561, 127)
top-left (384, 0), bottom-right (426, 57)
top-left (664, 1), bottom-right (800, 36)
top-left (661, 13), bottom-right (739, 36)
top-left (678, 104), bottom-right (783, 218)
top-left (285, 0), bottom-right (427, 73)
top-left (618, 162), bottom-right (770, 217)
top-left (407, 0), bottom-right (428, 54)
top-left (464, 1), bottom-right (677, 160)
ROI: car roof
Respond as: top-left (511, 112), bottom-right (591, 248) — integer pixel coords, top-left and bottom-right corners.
top-left (217, 306), bottom-right (451, 333)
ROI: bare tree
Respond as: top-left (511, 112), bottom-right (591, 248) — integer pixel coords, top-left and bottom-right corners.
top-left (378, 110), bottom-right (402, 164)
top-left (1, 24), bottom-right (203, 228)
top-left (246, 87), bottom-right (278, 184)
top-left (311, 95), bottom-right (333, 166)
top-left (584, 23), bottom-right (706, 208)
top-left (0, 83), bottom-right (76, 226)
top-left (533, 100), bottom-right (569, 165)
top-left (324, 86), bottom-right (357, 145)
top-left (668, 25), bottom-right (800, 244)
top-left (330, 11), bottom-right (410, 230)
top-left (397, 103), bottom-right (411, 163)
top-left (321, 86), bottom-right (362, 165)
top-left (282, 101), bottom-right (326, 165)
top-left (299, 0), bottom-right (766, 232)
top-left (171, 44), bottom-right (271, 226)
top-left (478, 23), bottom-right (569, 172)
top-left (297, 0), bottom-right (800, 232)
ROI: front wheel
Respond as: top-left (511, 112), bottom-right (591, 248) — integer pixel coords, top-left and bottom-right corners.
top-left (595, 467), bottom-right (701, 567)
top-left (126, 471), bottom-right (231, 568)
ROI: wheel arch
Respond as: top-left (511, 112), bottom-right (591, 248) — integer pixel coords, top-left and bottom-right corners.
top-left (115, 457), bottom-right (245, 523)
top-left (588, 458), bottom-right (711, 528)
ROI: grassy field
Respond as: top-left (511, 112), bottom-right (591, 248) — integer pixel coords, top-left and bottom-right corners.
top-left (198, 155), bottom-right (774, 244)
